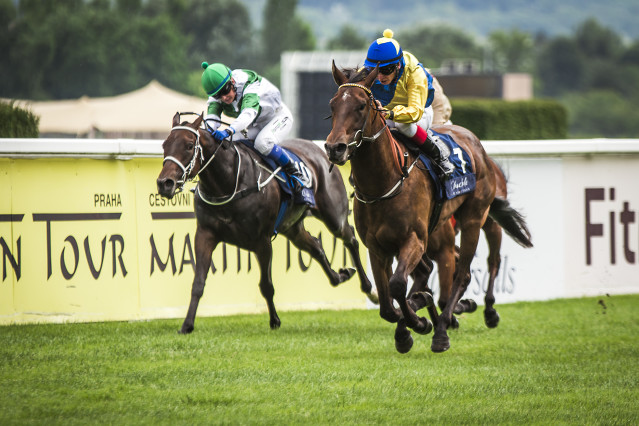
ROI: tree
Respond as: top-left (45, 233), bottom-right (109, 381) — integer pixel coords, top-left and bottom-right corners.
top-left (536, 36), bottom-right (585, 96)
top-left (326, 24), bottom-right (368, 51)
top-left (488, 29), bottom-right (534, 73)
top-left (574, 18), bottom-right (623, 61)
top-left (397, 25), bottom-right (483, 70)
top-left (261, 0), bottom-right (315, 67)
top-left (178, 0), bottom-right (255, 69)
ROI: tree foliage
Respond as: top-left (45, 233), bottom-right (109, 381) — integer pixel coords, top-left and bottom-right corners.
top-left (397, 25), bottom-right (483, 69)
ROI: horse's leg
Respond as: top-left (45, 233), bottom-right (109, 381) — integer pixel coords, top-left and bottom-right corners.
top-left (254, 241), bottom-right (281, 329)
top-left (283, 221), bottom-right (354, 286)
top-left (368, 252), bottom-right (401, 323)
top-left (389, 234), bottom-right (432, 335)
top-left (180, 227), bottom-right (217, 334)
top-left (432, 220), bottom-right (483, 352)
top-left (483, 217), bottom-right (502, 328)
top-left (407, 257), bottom-right (439, 328)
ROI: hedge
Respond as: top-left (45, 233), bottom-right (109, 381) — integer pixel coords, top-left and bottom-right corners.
top-left (0, 101), bottom-right (40, 138)
top-left (450, 99), bottom-right (568, 140)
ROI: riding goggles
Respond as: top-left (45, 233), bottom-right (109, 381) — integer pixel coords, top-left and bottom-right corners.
top-left (379, 63), bottom-right (398, 75)
top-left (214, 81), bottom-right (234, 99)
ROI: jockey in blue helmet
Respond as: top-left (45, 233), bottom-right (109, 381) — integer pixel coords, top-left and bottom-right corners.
top-left (364, 29), bottom-right (454, 178)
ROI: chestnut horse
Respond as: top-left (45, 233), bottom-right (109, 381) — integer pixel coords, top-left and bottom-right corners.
top-left (325, 64), bottom-right (532, 352)
top-left (157, 112), bottom-right (377, 334)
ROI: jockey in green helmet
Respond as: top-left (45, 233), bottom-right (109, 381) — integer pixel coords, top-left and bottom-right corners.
top-left (200, 62), bottom-right (308, 199)
top-left (364, 29), bottom-right (454, 179)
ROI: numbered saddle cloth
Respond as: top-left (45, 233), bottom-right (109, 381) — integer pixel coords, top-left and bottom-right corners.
top-left (419, 130), bottom-right (476, 201)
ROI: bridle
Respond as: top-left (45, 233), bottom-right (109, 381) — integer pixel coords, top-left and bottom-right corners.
top-left (336, 83), bottom-right (418, 204)
top-left (163, 125), bottom-right (205, 189)
top-left (163, 121), bottom-right (282, 206)
top-left (338, 83), bottom-right (388, 152)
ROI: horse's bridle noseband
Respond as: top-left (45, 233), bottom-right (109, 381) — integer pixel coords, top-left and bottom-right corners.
top-left (336, 83), bottom-right (418, 204)
top-left (163, 125), bottom-right (204, 190)
top-left (338, 83), bottom-right (388, 151)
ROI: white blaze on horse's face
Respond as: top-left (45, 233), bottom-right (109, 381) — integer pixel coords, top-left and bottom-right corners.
top-left (341, 91), bottom-right (351, 102)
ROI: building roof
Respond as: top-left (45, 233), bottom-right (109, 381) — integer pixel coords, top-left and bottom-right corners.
top-left (4, 80), bottom-right (205, 137)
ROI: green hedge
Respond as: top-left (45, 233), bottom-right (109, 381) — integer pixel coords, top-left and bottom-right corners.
top-left (450, 99), bottom-right (567, 140)
top-left (0, 101), bottom-right (40, 138)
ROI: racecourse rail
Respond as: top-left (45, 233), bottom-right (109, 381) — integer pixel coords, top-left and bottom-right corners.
top-left (1, 138), bottom-right (638, 325)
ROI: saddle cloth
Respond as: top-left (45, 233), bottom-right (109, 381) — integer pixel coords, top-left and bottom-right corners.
top-left (418, 130), bottom-right (476, 202)
top-left (237, 139), bottom-right (315, 234)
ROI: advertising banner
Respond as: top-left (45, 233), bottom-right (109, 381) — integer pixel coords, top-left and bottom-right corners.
top-left (0, 154), bottom-right (367, 324)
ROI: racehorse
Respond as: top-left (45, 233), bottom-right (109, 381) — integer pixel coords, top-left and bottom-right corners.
top-left (157, 112), bottom-right (378, 334)
top-left (325, 64), bottom-right (532, 352)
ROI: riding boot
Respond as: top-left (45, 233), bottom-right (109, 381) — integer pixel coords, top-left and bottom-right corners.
top-left (410, 126), bottom-right (455, 179)
top-left (267, 145), bottom-right (305, 199)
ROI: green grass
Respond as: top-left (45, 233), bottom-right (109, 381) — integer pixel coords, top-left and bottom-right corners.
top-left (1, 295), bottom-right (638, 425)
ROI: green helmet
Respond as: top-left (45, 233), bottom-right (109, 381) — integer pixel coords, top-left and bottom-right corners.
top-left (201, 62), bottom-right (232, 96)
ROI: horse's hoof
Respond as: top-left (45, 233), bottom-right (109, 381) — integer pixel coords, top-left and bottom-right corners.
top-left (484, 310), bottom-right (500, 328)
top-left (366, 288), bottom-right (379, 305)
top-left (411, 317), bottom-right (433, 335)
top-left (449, 316), bottom-right (460, 329)
top-left (431, 332), bottom-right (450, 353)
top-left (270, 317), bottom-right (281, 330)
top-left (395, 332), bottom-right (414, 354)
top-left (179, 323), bottom-right (194, 334)
top-left (408, 291), bottom-right (434, 312)
top-left (454, 299), bottom-right (478, 314)
top-left (464, 299), bottom-right (478, 313)
top-left (338, 267), bottom-right (356, 282)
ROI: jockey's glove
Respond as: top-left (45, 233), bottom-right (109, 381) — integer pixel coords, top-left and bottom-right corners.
top-left (213, 128), bottom-right (234, 141)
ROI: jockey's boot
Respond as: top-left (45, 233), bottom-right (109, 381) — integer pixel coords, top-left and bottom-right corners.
top-left (411, 126), bottom-right (454, 179)
top-left (268, 145), bottom-right (305, 200)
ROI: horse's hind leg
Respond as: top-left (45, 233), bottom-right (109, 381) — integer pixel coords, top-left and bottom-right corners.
top-left (283, 221), bottom-right (355, 286)
top-left (432, 219), bottom-right (483, 352)
top-left (483, 217), bottom-right (502, 328)
top-left (255, 242), bottom-right (281, 329)
top-left (180, 228), bottom-right (217, 334)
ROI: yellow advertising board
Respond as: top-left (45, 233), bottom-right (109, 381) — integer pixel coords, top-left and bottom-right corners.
top-left (0, 154), bottom-right (368, 324)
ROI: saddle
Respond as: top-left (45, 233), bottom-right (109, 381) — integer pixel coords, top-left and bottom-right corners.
top-left (390, 129), bottom-right (476, 233)
top-left (390, 129), bottom-right (476, 202)
top-left (237, 139), bottom-right (316, 234)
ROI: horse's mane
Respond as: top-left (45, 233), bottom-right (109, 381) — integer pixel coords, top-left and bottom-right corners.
top-left (341, 66), bottom-right (371, 83)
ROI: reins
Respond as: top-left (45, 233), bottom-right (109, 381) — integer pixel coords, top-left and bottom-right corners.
top-left (337, 83), bottom-right (418, 204)
top-left (164, 118), bottom-right (283, 206)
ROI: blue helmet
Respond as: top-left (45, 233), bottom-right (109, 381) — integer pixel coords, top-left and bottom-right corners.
top-left (364, 29), bottom-right (403, 68)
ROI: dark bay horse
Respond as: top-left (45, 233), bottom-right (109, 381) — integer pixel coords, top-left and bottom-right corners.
top-left (325, 64), bottom-right (532, 352)
top-left (157, 112), bottom-right (378, 334)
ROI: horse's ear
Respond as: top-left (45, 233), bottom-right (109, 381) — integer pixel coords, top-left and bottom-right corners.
top-left (193, 114), bottom-right (204, 129)
top-left (172, 112), bottom-right (180, 127)
top-left (332, 60), bottom-right (348, 86)
top-left (362, 66), bottom-right (379, 88)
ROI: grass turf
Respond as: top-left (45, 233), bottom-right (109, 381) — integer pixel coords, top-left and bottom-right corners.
top-left (1, 295), bottom-right (638, 425)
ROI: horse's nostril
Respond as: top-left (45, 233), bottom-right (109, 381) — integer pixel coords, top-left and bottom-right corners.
top-left (334, 143), bottom-right (347, 155)
top-left (157, 178), bottom-right (175, 195)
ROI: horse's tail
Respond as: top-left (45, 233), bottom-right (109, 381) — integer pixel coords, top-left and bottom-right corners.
top-left (488, 197), bottom-right (533, 248)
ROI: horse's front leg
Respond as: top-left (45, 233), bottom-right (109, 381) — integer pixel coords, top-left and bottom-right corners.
top-left (254, 241), bottom-right (280, 329)
top-left (390, 235), bottom-right (432, 336)
top-left (369, 252), bottom-right (400, 323)
top-left (180, 227), bottom-right (217, 334)
top-left (432, 222), bottom-right (483, 352)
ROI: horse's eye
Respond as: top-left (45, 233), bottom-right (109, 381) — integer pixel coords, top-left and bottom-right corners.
top-left (186, 143), bottom-right (194, 151)
top-left (358, 103), bottom-right (366, 111)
